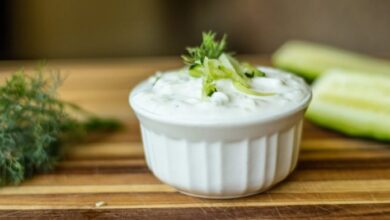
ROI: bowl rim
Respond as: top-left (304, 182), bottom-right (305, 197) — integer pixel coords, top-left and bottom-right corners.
top-left (129, 67), bottom-right (312, 127)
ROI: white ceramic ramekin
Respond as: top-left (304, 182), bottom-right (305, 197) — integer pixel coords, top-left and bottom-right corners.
top-left (129, 68), bottom-right (311, 199)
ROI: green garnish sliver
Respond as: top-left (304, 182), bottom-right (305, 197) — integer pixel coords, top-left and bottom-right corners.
top-left (233, 81), bottom-right (275, 96)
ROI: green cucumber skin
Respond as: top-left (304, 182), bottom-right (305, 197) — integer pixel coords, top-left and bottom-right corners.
top-left (306, 103), bottom-right (390, 141)
top-left (306, 70), bottom-right (390, 141)
top-left (272, 40), bottom-right (390, 80)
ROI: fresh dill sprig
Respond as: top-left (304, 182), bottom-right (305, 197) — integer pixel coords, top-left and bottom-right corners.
top-left (182, 31), bottom-right (227, 65)
top-left (0, 66), bottom-right (121, 186)
top-left (181, 31), bottom-right (271, 97)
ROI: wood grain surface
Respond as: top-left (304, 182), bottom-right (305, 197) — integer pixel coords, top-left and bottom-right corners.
top-left (0, 57), bottom-right (389, 219)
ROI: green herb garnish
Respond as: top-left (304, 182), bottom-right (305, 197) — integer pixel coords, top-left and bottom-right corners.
top-left (0, 66), bottom-right (121, 186)
top-left (182, 31), bottom-right (227, 65)
top-left (181, 31), bottom-right (272, 97)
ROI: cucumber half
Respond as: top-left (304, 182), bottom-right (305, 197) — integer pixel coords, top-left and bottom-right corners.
top-left (272, 41), bottom-right (390, 81)
top-left (306, 69), bottom-right (390, 141)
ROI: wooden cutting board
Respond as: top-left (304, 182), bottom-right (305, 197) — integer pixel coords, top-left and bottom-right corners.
top-left (0, 57), bottom-right (389, 219)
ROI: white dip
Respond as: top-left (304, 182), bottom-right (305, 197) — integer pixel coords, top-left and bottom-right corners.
top-left (131, 67), bottom-right (310, 122)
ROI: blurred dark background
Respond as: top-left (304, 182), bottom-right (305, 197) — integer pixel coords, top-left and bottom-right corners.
top-left (1, 0), bottom-right (390, 59)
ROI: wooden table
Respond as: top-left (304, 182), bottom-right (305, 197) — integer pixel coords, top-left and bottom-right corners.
top-left (0, 57), bottom-right (389, 219)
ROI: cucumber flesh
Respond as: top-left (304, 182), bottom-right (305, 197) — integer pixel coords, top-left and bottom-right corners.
top-left (272, 41), bottom-right (390, 81)
top-left (306, 69), bottom-right (390, 141)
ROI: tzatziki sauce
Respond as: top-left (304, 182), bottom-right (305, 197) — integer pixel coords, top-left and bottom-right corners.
top-left (130, 67), bottom-right (310, 122)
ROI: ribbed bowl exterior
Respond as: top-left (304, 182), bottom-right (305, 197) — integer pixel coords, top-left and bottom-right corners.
top-left (139, 119), bottom-right (303, 199)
